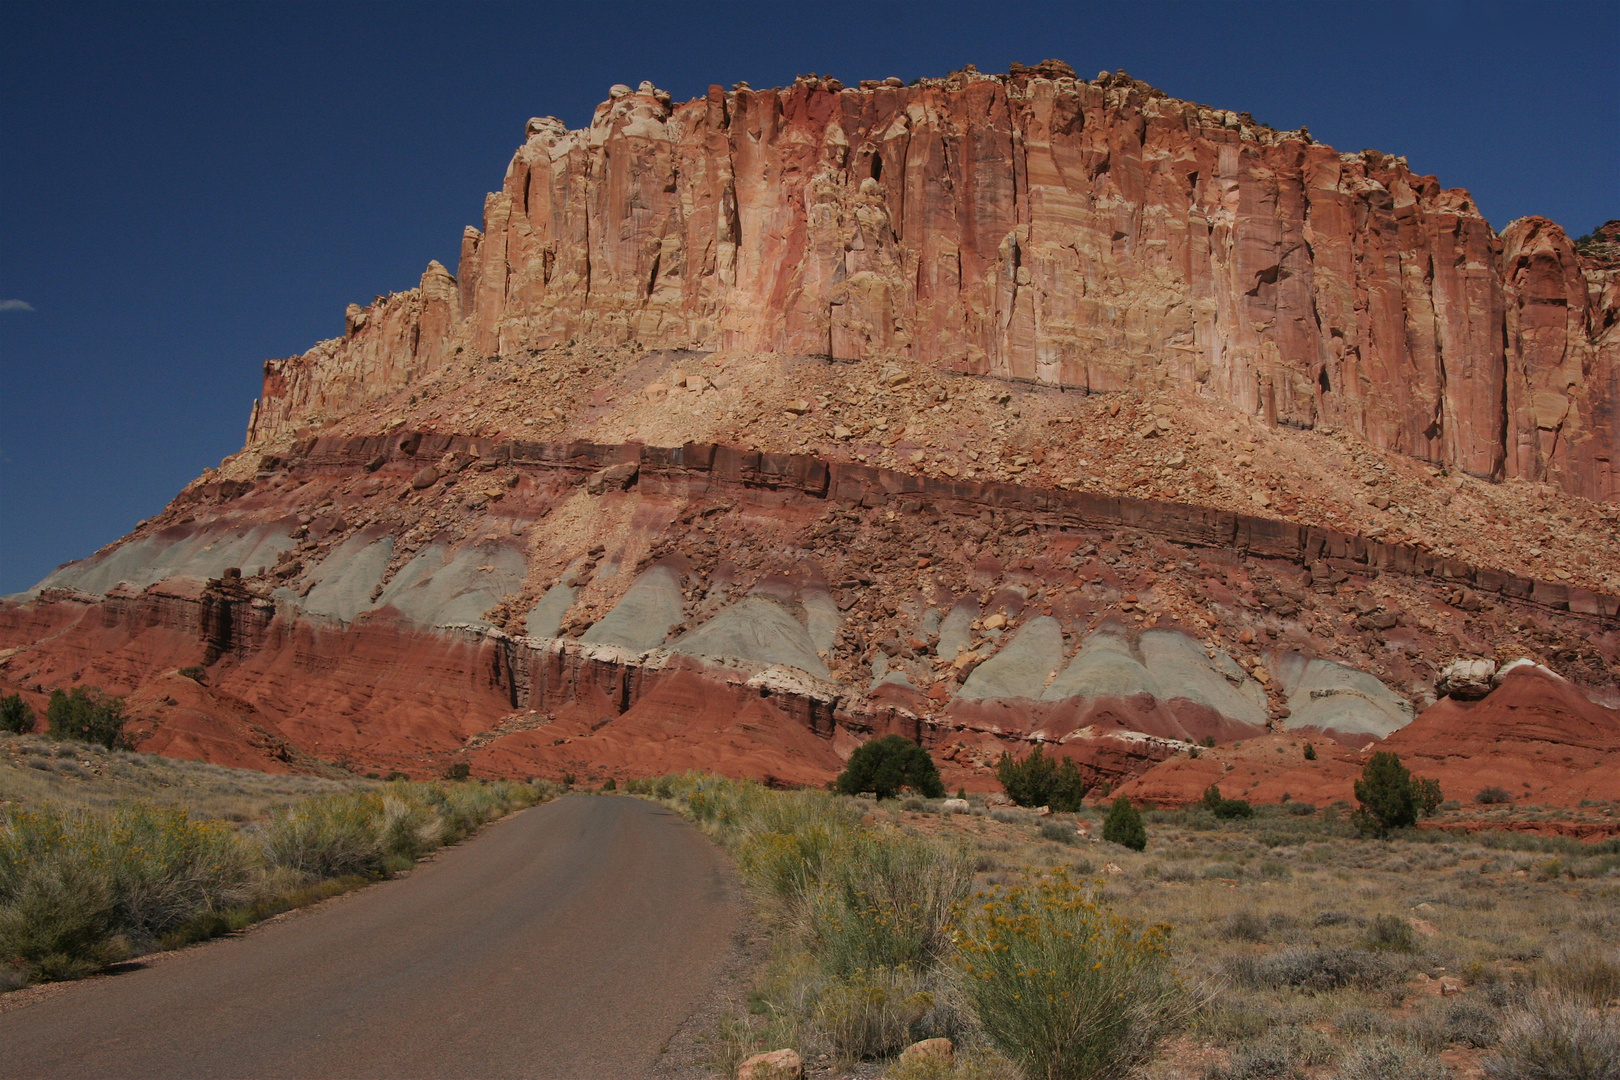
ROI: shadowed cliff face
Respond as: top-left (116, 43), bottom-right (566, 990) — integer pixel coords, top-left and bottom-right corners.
top-left (247, 64), bottom-right (1616, 501)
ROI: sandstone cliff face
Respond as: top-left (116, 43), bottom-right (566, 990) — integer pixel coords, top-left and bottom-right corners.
top-left (1500, 217), bottom-right (1617, 503)
top-left (243, 65), bottom-right (1615, 500)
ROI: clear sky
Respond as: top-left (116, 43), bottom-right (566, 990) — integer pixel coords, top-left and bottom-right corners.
top-left (2, 0), bottom-right (1615, 593)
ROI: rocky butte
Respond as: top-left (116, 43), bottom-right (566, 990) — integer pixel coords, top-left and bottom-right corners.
top-left (4, 64), bottom-right (1617, 818)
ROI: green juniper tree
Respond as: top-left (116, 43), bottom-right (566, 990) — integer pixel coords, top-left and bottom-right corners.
top-left (46, 687), bottom-right (130, 750)
top-left (995, 744), bottom-right (1088, 811)
top-left (1353, 751), bottom-right (1441, 837)
top-left (1200, 783), bottom-right (1254, 819)
top-left (0, 693), bottom-right (35, 735)
top-left (836, 734), bottom-right (944, 800)
top-left (1103, 796), bottom-right (1147, 851)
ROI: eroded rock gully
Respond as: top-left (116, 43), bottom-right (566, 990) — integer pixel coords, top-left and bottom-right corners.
top-left (4, 64), bottom-right (1617, 812)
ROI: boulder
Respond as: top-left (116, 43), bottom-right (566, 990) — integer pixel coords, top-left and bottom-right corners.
top-left (411, 467), bottom-right (439, 489)
top-left (898, 1038), bottom-right (954, 1065)
top-left (1437, 658), bottom-right (1497, 700)
top-left (941, 798), bottom-right (970, 813)
top-left (585, 462), bottom-right (638, 495)
top-left (737, 1049), bottom-right (803, 1080)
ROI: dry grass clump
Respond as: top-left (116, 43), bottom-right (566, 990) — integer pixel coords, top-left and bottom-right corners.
top-left (655, 775), bottom-right (979, 1068)
top-left (0, 731), bottom-right (361, 820)
top-left (627, 777), bottom-right (1620, 1077)
top-left (1538, 944), bottom-right (1620, 1008)
top-left (1483, 993), bottom-right (1620, 1080)
top-left (1333, 1037), bottom-right (1449, 1080)
top-left (650, 775), bottom-right (1192, 1078)
top-left (0, 778), bottom-right (555, 988)
top-left (901, 797), bottom-right (1620, 1079)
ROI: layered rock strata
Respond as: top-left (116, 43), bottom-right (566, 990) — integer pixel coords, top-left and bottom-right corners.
top-left (5, 434), bottom-right (1614, 796)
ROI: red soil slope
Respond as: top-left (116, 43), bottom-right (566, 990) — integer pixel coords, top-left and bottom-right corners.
top-left (1111, 666), bottom-right (1620, 812)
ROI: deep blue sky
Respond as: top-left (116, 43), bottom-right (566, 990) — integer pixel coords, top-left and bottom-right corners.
top-left (2, 1), bottom-right (1616, 593)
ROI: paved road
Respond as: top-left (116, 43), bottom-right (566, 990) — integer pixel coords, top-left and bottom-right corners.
top-left (0, 795), bottom-right (740, 1079)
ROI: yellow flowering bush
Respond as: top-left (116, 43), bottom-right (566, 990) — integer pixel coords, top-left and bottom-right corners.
top-left (955, 869), bottom-right (1182, 1080)
top-left (0, 803), bottom-right (252, 980)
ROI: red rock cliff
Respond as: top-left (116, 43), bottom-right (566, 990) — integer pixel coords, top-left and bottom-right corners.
top-left (246, 63), bottom-right (1617, 501)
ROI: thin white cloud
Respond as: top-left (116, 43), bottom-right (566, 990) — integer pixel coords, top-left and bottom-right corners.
top-left (0, 300), bottom-right (35, 312)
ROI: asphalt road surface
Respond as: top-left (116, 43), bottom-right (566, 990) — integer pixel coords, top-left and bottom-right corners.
top-left (0, 795), bottom-right (740, 1079)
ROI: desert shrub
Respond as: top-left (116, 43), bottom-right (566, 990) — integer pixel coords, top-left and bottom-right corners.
top-left (0, 803), bottom-right (253, 980)
top-left (1039, 820), bottom-right (1077, 844)
top-left (1302, 742), bottom-right (1316, 761)
top-left (45, 686), bottom-right (131, 750)
top-left (1202, 1027), bottom-right (1332, 1080)
top-left (1475, 786), bottom-right (1513, 804)
top-left (807, 831), bottom-right (975, 976)
top-left (1102, 797), bottom-right (1147, 851)
top-left (995, 744), bottom-right (1087, 811)
top-left (264, 793), bottom-right (387, 878)
top-left (0, 850), bottom-right (122, 980)
top-left (443, 761), bottom-right (470, 781)
top-left (653, 775), bottom-right (980, 1066)
top-left (1201, 784), bottom-right (1254, 820)
top-left (1364, 913), bottom-right (1419, 953)
top-left (1195, 990), bottom-right (1281, 1043)
top-left (1415, 777), bottom-right (1443, 816)
top-left (1484, 993), bottom-right (1620, 1080)
top-left (956, 869), bottom-right (1182, 1080)
top-left (1399, 1008), bottom-right (1450, 1054)
top-left (1256, 858), bottom-right (1291, 880)
top-left (887, 1047), bottom-right (1020, 1080)
top-left (735, 791), bottom-right (864, 904)
top-left (1225, 946), bottom-right (1398, 994)
top-left (670, 774), bottom-right (972, 976)
top-left (0, 693), bottom-right (34, 735)
top-left (1203, 1039), bottom-right (1293, 1080)
top-left (1353, 752), bottom-right (1441, 837)
top-left (837, 735), bottom-right (943, 800)
top-left (1336, 1006), bottom-right (1385, 1035)
top-left (1539, 944), bottom-right (1620, 1007)
top-left (1443, 999), bottom-right (1500, 1048)
top-left (1337, 1037), bottom-right (1448, 1080)
top-left (263, 780), bottom-right (542, 881)
top-left (1220, 910), bottom-right (1270, 943)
